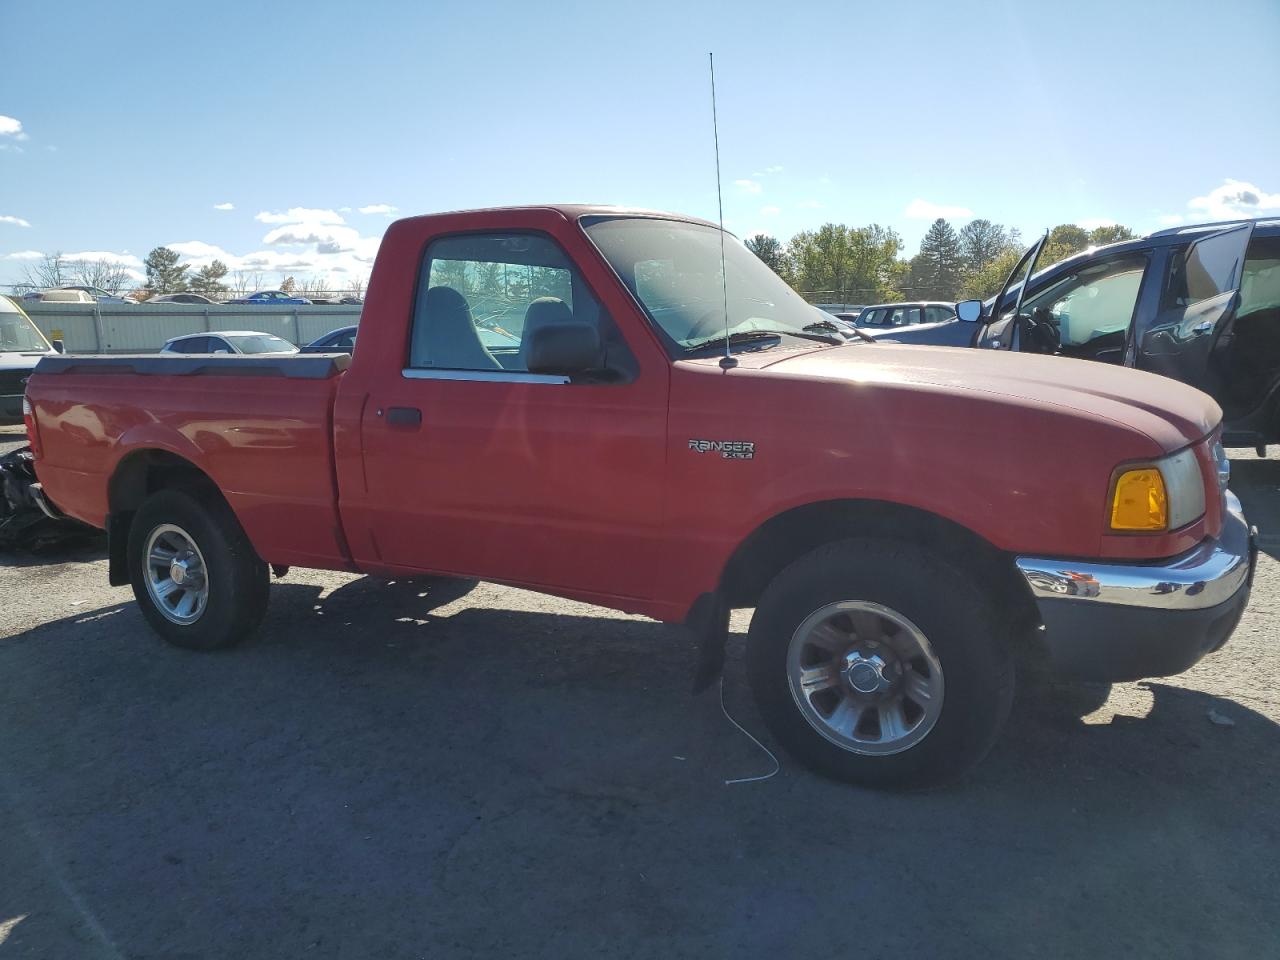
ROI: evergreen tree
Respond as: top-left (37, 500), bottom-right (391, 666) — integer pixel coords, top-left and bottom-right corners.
top-left (188, 259), bottom-right (229, 297)
top-left (144, 247), bottom-right (189, 293)
top-left (912, 218), bottom-right (964, 299)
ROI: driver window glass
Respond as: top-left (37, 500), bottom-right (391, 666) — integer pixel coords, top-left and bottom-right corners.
top-left (1164, 229), bottom-right (1251, 309)
top-left (887, 306), bottom-right (922, 326)
top-left (410, 232), bottom-right (633, 377)
top-left (1022, 255), bottom-right (1146, 356)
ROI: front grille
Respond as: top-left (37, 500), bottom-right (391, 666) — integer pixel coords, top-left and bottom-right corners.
top-left (0, 368), bottom-right (32, 397)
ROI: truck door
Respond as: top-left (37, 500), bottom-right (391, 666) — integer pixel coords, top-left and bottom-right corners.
top-left (1137, 223), bottom-right (1255, 397)
top-left (351, 229), bottom-right (668, 603)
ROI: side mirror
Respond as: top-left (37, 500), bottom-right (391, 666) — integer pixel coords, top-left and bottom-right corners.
top-left (955, 299), bottom-right (983, 323)
top-left (526, 322), bottom-right (600, 376)
top-left (51, 338), bottom-right (65, 354)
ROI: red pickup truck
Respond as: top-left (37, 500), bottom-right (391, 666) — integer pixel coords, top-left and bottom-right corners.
top-left (22, 205), bottom-right (1257, 788)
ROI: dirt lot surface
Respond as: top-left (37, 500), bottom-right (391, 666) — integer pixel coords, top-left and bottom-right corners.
top-left (1, 424), bottom-right (1277, 958)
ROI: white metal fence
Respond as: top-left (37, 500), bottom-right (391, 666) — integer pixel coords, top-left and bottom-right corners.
top-left (22, 302), bottom-right (363, 354)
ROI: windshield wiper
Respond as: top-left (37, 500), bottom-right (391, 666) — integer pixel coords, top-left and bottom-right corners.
top-left (684, 330), bottom-right (783, 354)
top-left (803, 320), bottom-right (875, 344)
top-left (802, 320), bottom-right (866, 344)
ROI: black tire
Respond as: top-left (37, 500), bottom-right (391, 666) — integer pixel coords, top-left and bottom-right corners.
top-left (746, 538), bottom-right (1014, 789)
top-left (127, 488), bottom-right (269, 650)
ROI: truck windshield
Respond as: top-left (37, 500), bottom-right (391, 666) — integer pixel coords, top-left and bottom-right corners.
top-left (583, 216), bottom-right (834, 354)
top-left (0, 297), bottom-right (52, 352)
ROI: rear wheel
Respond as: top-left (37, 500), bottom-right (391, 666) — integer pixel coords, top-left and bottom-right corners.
top-left (746, 538), bottom-right (1014, 789)
top-left (128, 489), bottom-right (269, 650)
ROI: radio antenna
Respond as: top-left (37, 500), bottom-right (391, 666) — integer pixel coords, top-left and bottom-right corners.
top-left (709, 52), bottom-right (736, 370)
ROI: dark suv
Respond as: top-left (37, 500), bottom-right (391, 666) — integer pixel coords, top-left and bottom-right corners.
top-left (889, 219), bottom-right (1280, 450)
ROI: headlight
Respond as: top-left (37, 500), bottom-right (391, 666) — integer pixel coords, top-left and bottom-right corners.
top-left (1110, 447), bottom-right (1205, 532)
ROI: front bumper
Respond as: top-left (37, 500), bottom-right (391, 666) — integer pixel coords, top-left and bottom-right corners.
top-left (1015, 491), bottom-right (1258, 682)
top-left (0, 392), bottom-right (24, 425)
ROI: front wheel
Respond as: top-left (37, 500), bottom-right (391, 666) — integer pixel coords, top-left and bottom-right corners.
top-left (127, 488), bottom-right (269, 650)
top-left (746, 539), bottom-right (1014, 789)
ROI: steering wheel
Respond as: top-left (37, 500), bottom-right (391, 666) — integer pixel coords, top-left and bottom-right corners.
top-left (1019, 306), bottom-right (1060, 354)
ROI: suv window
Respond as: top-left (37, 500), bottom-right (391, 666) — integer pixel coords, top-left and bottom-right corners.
top-left (171, 336), bottom-right (209, 353)
top-left (924, 306), bottom-right (953, 324)
top-left (1239, 237), bottom-right (1280, 318)
top-left (410, 232), bottom-right (628, 375)
top-left (886, 306), bottom-right (922, 326)
top-left (1023, 254), bottom-right (1146, 357)
top-left (858, 308), bottom-right (890, 326)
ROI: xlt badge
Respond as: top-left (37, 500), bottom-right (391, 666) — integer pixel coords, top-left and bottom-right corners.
top-left (688, 439), bottom-right (755, 460)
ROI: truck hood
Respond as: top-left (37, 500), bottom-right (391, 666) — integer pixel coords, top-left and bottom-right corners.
top-left (758, 343), bottom-right (1220, 450)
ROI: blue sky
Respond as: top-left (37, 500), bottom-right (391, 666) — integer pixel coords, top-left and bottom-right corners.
top-left (2, 0), bottom-right (1278, 289)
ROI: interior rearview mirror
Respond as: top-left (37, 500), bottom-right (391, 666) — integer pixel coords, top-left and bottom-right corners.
top-left (526, 322), bottom-right (600, 376)
top-left (955, 299), bottom-right (983, 323)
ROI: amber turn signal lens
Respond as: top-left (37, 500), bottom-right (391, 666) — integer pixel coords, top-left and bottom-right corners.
top-left (1111, 468), bottom-right (1168, 531)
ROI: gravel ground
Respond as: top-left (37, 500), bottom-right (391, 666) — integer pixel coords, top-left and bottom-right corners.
top-left (1, 424), bottom-right (1277, 959)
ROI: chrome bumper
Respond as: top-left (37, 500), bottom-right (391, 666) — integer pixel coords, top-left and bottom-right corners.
top-left (1014, 491), bottom-right (1257, 681)
top-left (1016, 491), bottom-right (1254, 611)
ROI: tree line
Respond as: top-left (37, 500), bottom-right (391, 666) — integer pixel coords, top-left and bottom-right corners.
top-left (16, 246), bottom-right (366, 301)
top-left (746, 218), bottom-right (1136, 304)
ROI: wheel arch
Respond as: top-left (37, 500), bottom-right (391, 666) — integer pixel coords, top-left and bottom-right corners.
top-left (106, 448), bottom-right (227, 586)
top-left (719, 498), bottom-right (1037, 630)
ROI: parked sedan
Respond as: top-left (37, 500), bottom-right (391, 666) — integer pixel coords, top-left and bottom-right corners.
top-left (23, 286), bottom-right (136, 304)
top-left (224, 290), bottom-right (313, 305)
top-left (160, 331), bottom-right (300, 356)
top-left (852, 301), bottom-right (974, 346)
top-left (23, 289), bottom-right (97, 304)
top-left (146, 293), bottom-right (218, 305)
top-left (301, 325), bottom-right (358, 353)
top-left (855, 302), bottom-right (957, 328)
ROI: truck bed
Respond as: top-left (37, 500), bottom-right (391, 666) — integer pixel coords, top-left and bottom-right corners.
top-left (26, 354), bottom-right (354, 569)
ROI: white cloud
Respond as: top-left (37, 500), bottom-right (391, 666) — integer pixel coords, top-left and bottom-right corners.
top-left (3, 250), bottom-right (43, 260)
top-left (254, 207), bottom-right (345, 225)
top-left (760, 205), bottom-right (781, 215)
top-left (764, 165), bottom-right (783, 174)
top-left (0, 115), bottom-right (22, 137)
top-left (734, 179), bottom-right (762, 194)
top-left (213, 202), bottom-right (234, 211)
top-left (905, 198), bottom-right (974, 220)
top-left (358, 203), bottom-right (398, 215)
top-left (1188, 179), bottom-right (1280, 220)
top-left (165, 226), bottom-right (385, 287)
top-left (0, 215), bottom-right (31, 228)
top-left (262, 223), bottom-right (365, 253)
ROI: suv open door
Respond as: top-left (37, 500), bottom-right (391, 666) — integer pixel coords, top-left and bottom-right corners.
top-left (1138, 222), bottom-right (1255, 397)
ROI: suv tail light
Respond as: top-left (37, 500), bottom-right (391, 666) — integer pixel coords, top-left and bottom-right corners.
top-left (23, 396), bottom-right (42, 458)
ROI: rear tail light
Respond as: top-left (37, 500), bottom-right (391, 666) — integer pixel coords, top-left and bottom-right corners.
top-left (22, 396), bottom-right (42, 458)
